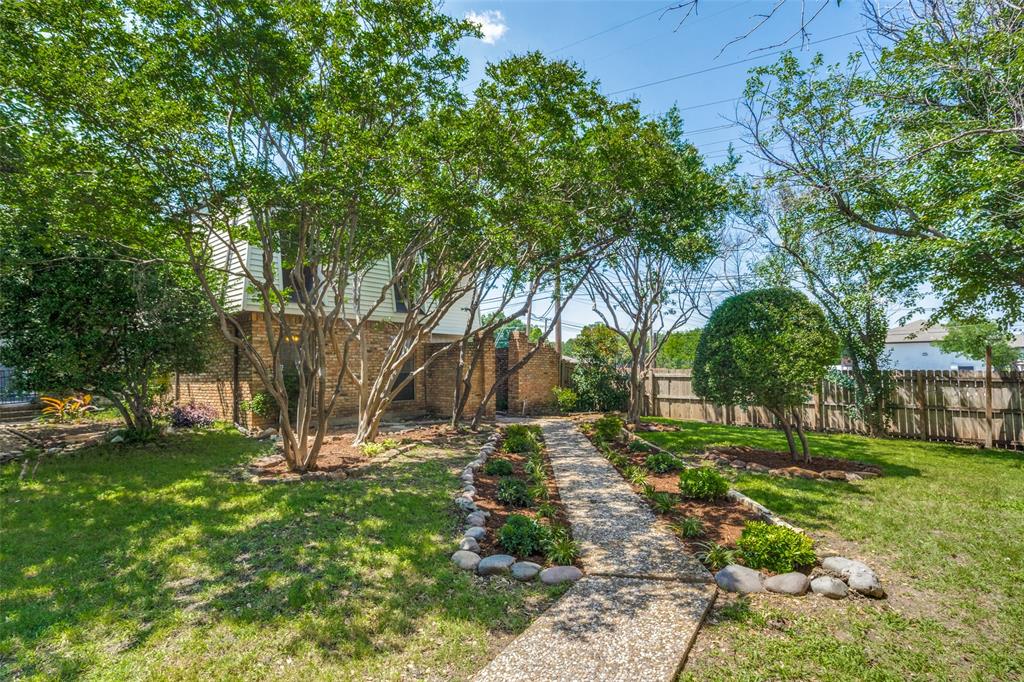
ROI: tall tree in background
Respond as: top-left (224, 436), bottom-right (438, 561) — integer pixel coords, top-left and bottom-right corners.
top-left (656, 329), bottom-right (703, 369)
top-left (583, 109), bottom-right (734, 426)
top-left (742, 0), bottom-right (1024, 327)
top-left (935, 319), bottom-right (1021, 371)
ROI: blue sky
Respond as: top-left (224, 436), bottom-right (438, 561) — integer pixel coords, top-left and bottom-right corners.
top-left (445, 1), bottom-right (914, 337)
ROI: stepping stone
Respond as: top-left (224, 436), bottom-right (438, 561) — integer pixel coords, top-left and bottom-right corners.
top-left (764, 571), bottom-right (809, 595)
top-left (714, 564), bottom-right (764, 594)
top-left (539, 566), bottom-right (583, 585)
top-left (511, 561), bottom-right (542, 581)
top-left (472, 576), bottom-right (715, 682)
top-left (477, 554), bottom-right (515, 576)
top-left (452, 551), bottom-right (481, 571)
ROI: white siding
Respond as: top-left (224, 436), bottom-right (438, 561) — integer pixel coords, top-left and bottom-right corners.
top-left (209, 235), bottom-right (246, 310)
top-left (886, 342), bottom-right (978, 370)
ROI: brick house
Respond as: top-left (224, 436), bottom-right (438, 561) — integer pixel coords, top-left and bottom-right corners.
top-left (175, 239), bottom-right (495, 429)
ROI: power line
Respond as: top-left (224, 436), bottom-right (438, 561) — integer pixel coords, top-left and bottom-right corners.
top-left (550, 2), bottom-right (678, 55)
top-left (605, 28), bottom-right (867, 96)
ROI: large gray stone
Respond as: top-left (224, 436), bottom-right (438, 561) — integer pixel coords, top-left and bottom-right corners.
top-left (764, 571), bottom-right (810, 596)
top-left (714, 564), bottom-right (764, 594)
top-left (465, 526), bottom-right (487, 541)
top-left (539, 565), bottom-right (583, 585)
top-left (810, 575), bottom-right (848, 599)
top-left (459, 536), bottom-right (481, 552)
top-left (511, 561), bottom-right (542, 581)
top-left (466, 512), bottom-right (487, 527)
top-left (478, 554), bottom-right (516, 576)
top-left (822, 556), bottom-right (884, 598)
top-left (455, 498), bottom-right (477, 512)
top-left (451, 550), bottom-right (481, 571)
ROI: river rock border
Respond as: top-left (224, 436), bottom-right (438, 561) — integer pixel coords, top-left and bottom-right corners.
top-left (449, 429), bottom-right (583, 586)
top-left (622, 429), bottom-right (887, 601)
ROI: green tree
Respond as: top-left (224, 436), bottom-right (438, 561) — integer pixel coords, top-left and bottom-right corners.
top-left (743, 1), bottom-right (1024, 327)
top-left (935, 320), bottom-right (1020, 371)
top-left (693, 288), bottom-right (839, 462)
top-left (657, 329), bottom-right (702, 369)
top-left (569, 324), bottom-right (629, 412)
top-left (0, 227), bottom-right (211, 439)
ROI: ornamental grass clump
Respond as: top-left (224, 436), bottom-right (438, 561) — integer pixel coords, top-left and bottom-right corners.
top-left (678, 466), bottom-right (729, 501)
top-left (736, 521), bottom-right (816, 573)
top-left (543, 525), bottom-right (580, 565)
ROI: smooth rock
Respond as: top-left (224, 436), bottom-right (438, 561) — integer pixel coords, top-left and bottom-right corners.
top-left (820, 469), bottom-right (849, 481)
top-left (477, 554), bottom-right (516, 576)
top-left (731, 459), bottom-right (747, 469)
top-left (539, 565), bottom-right (583, 585)
top-left (459, 536), bottom-right (481, 552)
top-left (764, 571), bottom-right (810, 596)
top-left (464, 526), bottom-right (487, 540)
top-left (110, 435), bottom-right (125, 444)
top-left (810, 575), bottom-right (848, 599)
top-left (715, 564), bottom-right (764, 593)
top-left (462, 484), bottom-right (477, 496)
top-left (455, 498), bottom-right (477, 512)
top-left (257, 427), bottom-right (277, 439)
top-left (511, 561), bottom-right (542, 581)
top-left (466, 512), bottom-right (487, 526)
top-left (777, 466), bottom-right (820, 479)
top-left (824, 556), bottom-right (885, 598)
top-left (451, 550), bottom-right (481, 571)
top-left (845, 472), bottom-right (863, 482)
top-left (747, 462), bottom-right (771, 473)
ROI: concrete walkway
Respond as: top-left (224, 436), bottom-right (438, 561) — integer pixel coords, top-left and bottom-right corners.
top-left (473, 419), bottom-right (715, 682)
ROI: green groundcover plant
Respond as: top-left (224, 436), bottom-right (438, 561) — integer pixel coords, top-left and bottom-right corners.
top-left (736, 521), bottom-right (816, 573)
top-left (678, 466), bottom-right (730, 500)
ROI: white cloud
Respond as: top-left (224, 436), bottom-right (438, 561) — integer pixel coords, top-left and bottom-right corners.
top-left (465, 10), bottom-right (508, 45)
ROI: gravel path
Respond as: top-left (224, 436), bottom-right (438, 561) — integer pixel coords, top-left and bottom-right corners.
top-left (473, 419), bottom-right (715, 682)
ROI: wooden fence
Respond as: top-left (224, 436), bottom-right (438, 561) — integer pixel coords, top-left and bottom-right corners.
top-left (645, 369), bottom-right (1024, 449)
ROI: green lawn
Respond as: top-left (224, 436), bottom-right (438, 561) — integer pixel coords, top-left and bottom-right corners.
top-left (639, 418), bottom-right (1024, 681)
top-left (0, 427), bottom-right (562, 680)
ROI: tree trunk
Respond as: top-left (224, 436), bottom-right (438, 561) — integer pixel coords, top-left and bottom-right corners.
top-left (792, 408), bottom-right (811, 463)
top-left (626, 353), bottom-right (643, 428)
top-left (772, 408), bottom-right (799, 461)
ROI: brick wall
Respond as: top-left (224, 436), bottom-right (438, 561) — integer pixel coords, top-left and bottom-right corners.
top-left (506, 331), bottom-right (561, 415)
top-left (175, 324), bottom-right (243, 424)
top-left (424, 335), bottom-right (496, 418)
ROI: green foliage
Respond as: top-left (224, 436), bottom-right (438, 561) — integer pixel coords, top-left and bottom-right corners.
top-left (552, 386), bottom-right (578, 414)
top-left (628, 439), bottom-right (653, 453)
top-left (536, 502), bottom-right (558, 520)
top-left (528, 483), bottom-right (549, 501)
top-left (678, 466), bottom-right (730, 501)
top-left (239, 392), bottom-right (276, 420)
top-left (543, 525), bottom-right (581, 565)
top-left (623, 465), bottom-right (648, 487)
top-left (592, 414), bottom-right (625, 443)
top-left (736, 521), bottom-right (816, 573)
top-left (0, 229), bottom-right (213, 438)
top-left (503, 425), bottom-right (540, 454)
top-left (657, 329), bottom-right (703, 369)
top-left (695, 542), bottom-right (738, 571)
top-left (675, 517), bottom-right (705, 538)
top-left (498, 515), bottom-right (546, 556)
top-left (496, 477), bottom-right (533, 507)
top-left (484, 459), bottom-right (514, 476)
top-left (569, 324), bottom-right (629, 411)
top-left (360, 438), bottom-right (399, 457)
top-left (648, 491), bottom-right (677, 515)
top-left (485, 316), bottom-right (526, 350)
top-left (645, 451), bottom-right (683, 473)
top-left (935, 319), bottom-right (1021, 371)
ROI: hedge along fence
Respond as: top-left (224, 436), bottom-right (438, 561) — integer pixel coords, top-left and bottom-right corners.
top-left (645, 369), bottom-right (1024, 450)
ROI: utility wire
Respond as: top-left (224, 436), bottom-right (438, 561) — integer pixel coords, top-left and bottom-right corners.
top-left (549, 2), bottom-right (679, 55)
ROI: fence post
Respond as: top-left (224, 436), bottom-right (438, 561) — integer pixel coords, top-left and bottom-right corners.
top-left (985, 345), bottom-right (994, 449)
top-left (916, 371), bottom-right (929, 440)
top-left (814, 380), bottom-right (824, 432)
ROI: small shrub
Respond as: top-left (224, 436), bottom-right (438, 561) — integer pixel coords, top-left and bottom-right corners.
top-left (645, 451), bottom-right (682, 473)
top-left (496, 477), bottom-right (533, 507)
top-left (524, 457), bottom-right (545, 482)
top-left (640, 482), bottom-right (656, 498)
top-left (543, 525), bottom-right (581, 565)
top-left (592, 414), bottom-right (624, 443)
top-left (678, 466), bottom-right (729, 500)
top-left (675, 516), bottom-right (705, 538)
top-left (623, 465), bottom-right (648, 487)
top-left (695, 541), bottom-right (737, 571)
top-left (536, 501), bottom-right (558, 520)
top-left (552, 386), bottom-right (578, 413)
top-left (40, 394), bottom-right (97, 423)
top-left (528, 483), bottom-right (549, 501)
top-left (628, 439), bottom-right (653, 453)
top-left (239, 391), bottom-right (275, 418)
top-left (169, 401), bottom-right (216, 428)
top-left (649, 491), bottom-right (677, 515)
top-left (504, 424), bottom-right (540, 453)
top-left (484, 459), bottom-right (514, 476)
top-left (361, 441), bottom-right (386, 456)
top-left (499, 515), bottom-right (547, 556)
top-left (736, 521), bottom-right (816, 573)
top-left (608, 451), bottom-right (628, 468)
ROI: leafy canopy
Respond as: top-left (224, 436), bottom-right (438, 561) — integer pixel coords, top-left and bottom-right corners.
top-left (935, 320), bottom-right (1021, 371)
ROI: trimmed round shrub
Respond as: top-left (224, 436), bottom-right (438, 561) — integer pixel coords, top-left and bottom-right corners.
top-left (736, 521), bottom-right (816, 573)
top-left (484, 459), bottom-right (514, 476)
top-left (678, 466), bottom-right (729, 500)
top-left (496, 477), bottom-right (533, 507)
top-left (592, 413), bottom-right (624, 443)
top-left (499, 515), bottom-right (547, 556)
top-left (552, 386), bottom-right (578, 413)
top-left (645, 451), bottom-right (682, 473)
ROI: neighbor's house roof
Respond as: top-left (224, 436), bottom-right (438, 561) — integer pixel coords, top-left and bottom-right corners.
top-left (886, 320), bottom-right (1024, 347)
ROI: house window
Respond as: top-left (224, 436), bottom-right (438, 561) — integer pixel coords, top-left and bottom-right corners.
top-left (282, 264), bottom-right (315, 303)
top-left (391, 342), bottom-right (416, 401)
top-left (393, 284), bottom-right (408, 313)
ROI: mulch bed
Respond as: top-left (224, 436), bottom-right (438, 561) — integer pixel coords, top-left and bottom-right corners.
top-left (471, 434), bottom-right (574, 566)
top-left (702, 445), bottom-right (882, 475)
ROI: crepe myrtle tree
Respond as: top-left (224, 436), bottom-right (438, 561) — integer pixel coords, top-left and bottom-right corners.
top-left (583, 108), bottom-right (736, 427)
top-left (0, 227), bottom-right (211, 439)
top-left (693, 288), bottom-right (839, 462)
top-left (2, 0), bottom-right (481, 469)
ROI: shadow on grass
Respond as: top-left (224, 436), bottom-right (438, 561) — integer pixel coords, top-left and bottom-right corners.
top-left (0, 429), bottom-right (533, 678)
